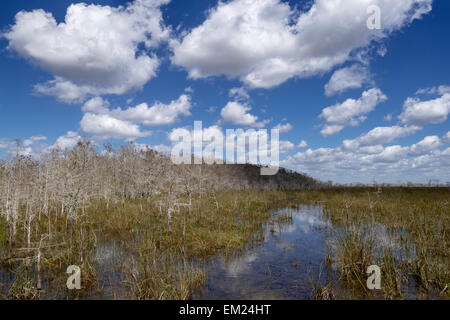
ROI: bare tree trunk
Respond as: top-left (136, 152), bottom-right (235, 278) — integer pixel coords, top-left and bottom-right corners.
top-left (37, 236), bottom-right (43, 291)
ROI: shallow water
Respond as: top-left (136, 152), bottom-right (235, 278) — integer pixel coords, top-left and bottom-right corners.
top-left (193, 205), bottom-right (339, 300)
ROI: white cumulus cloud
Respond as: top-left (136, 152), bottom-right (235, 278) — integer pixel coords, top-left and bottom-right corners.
top-left (415, 85), bottom-right (450, 95)
top-left (5, 0), bottom-right (170, 103)
top-left (273, 122), bottom-right (293, 133)
top-left (297, 140), bottom-right (308, 148)
top-left (220, 101), bottom-right (269, 128)
top-left (342, 125), bottom-right (421, 150)
top-left (110, 94), bottom-right (192, 126)
top-left (172, 0), bottom-right (432, 89)
top-left (399, 93), bottom-right (450, 126)
top-left (319, 88), bottom-right (387, 136)
top-left (282, 133), bottom-right (448, 184)
top-left (49, 131), bottom-right (82, 150)
top-left (80, 113), bottom-right (151, 140)
top-left (79, 94), bottom-right (191, 140)
top-left (324, 64), bottom-right (371, 96)
top-left (443, 132), bottom-right (450, 144)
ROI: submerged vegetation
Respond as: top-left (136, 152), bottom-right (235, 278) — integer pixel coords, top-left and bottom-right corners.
top-left (0, 141), bottom-right (448, 300)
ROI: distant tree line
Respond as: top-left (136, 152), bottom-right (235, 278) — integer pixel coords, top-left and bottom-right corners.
top-left (0, 140), bottom-right (321, 247)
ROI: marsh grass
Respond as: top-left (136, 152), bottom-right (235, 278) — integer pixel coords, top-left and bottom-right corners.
top-left (113, 191), bottom-right (287, 299)
top-left (1, 190), bottom-right (291, 299)
top-left (336, 225), bottom-right (374, 296)
top-left (311, 283), bottom-right (335, 300)
top-left (6, 266), bottom-right (40, 300)
top-left (377, 248), bottom-right (404, 299)
top-left (1, 187), bottom-right (448, 300)
top-left (309, 262), bottom-right (337, 300)
top-left (0, 216), bottom-right (6, 246)
top-left (289, 187), bottom-right (449, 299)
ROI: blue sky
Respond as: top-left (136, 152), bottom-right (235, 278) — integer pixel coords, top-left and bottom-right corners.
top-left (0, 0), bottom-right (449, 183)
